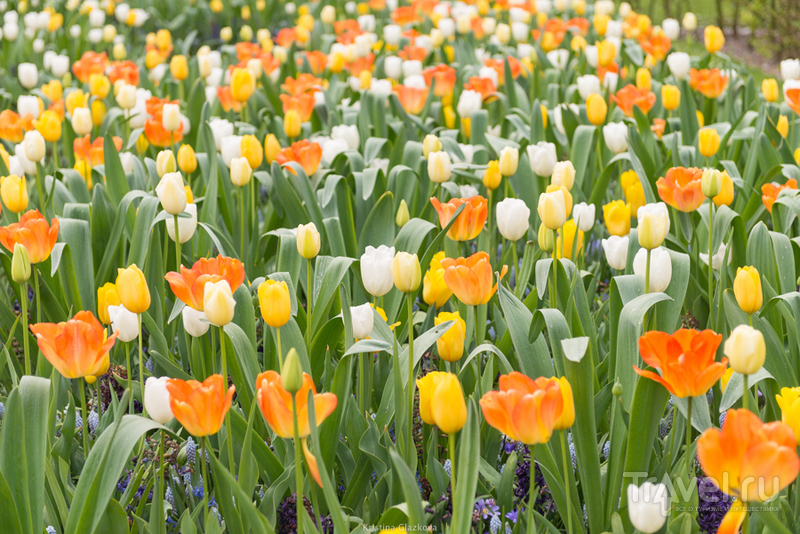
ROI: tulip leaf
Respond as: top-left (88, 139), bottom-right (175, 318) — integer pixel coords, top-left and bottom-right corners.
top-left (344, 338), bottom-right (393, 356)
top-left (497, 283), bottom-right (553, 379)
top-left (719, 368), bottom-right (775, 413)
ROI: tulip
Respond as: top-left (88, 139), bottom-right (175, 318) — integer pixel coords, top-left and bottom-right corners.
top-left (435, 311), bottom-right (466, 362)
top-left (166, 203), bottom-right (197, 244)
top-left (682, 12), bottom-right (697, 31)
top-left (656, 166), bottom-right (704, 212)
top-left (423, 251), bottom-right (453, 308)
top-left (108, 304), bottom-right (139, 342)
top-left (776, 387), bottom-right (800, 446)
top-left (392, 252), bottom-right (421, 293)
top-left (528, 142), bottom-right (558, 177)
top-left (34, 110), bottom-right (61, 144)
top-left (734, 266), bottom-right (762, 314)
top-left (538, 190), bottom-right (567, 230)
top-left (627, 483), bottom-right (669, 533)
top-left (637, 203), bottom-right (669, 250)
top-left (1, 174), bottom-right (28, 213)
top-left (603, 200), bottom-right (631, 236)
top-left (265, 134), bottom-right (282, 164)
top-left (538, 223), bottom-right (556, 253)
top-left (351, 303), bottom-right (374, 339)
top-left (662, 18), bottom-right (680, 40)
top-left (632, 236), bottom-right (672, 285)
top-left (781, 59), bottom-right (800, 81)
top-left (116, 264), bottom-right (151, 314)
top-left (155, 172), bottom-right (187, 215)
top-left (258, 279), bottom-right (291, 328)
top-left (602, 235), bottom-right (628, 270)
top-left (496, 198), bottom-right (530, 241)
top-left (71, 107), bottom-right (93, 136)
top-left (231, 68), bottom-right (255, 102)
top-left (762, 78), bottom-right (779, 103)
top-left (422, 134), bottom-right (442, 158)
top-left (0, 210), bottom-right (58, 263)
top-left (550, 162), bottom-right (575, 192)
top-left (498, 146), bottom-right (519, 177)
top-left (572, 202), bottom-right (595, 232)
top-left (361, 245), bottom-right (395, 298)
top-left (230, 157), bottom-right (252, 187)
top-left (418, 372), bottom-right (467, 434)
top-left (427, 151), bottom-right (452, 184)
top-left (161, 103), bottom-right (181, 133)
top-left (576, 75), bottom-right (601, 100)
top-left (97, 282), bottom-right (121, 325)
top-left (11, 243), bottom-right (30, 284)
top-left (165, 255), bottom-right (245, 310)
top-left (24, 130), bottom-right (45, 163)
top-left (667, 52), bottom-right (690, 80)
top-left (704, 25), bottom-right (725, 54)
top-left (256, 370), bottom-right (338, 438)
top-left (635, 68), bottom-right (652, 92)
top-left (603, 122), bottom-right (628, 154)
top-left (241, 134), bottom-right (263, 169)
top-left (441, 252), bottom-right (508, 306)
top-left (295, 222), bottom-right (320, 260)
top-left (396, 199), bottom-right (410, 227)
top-left (430, 196), bottom-right (488, 241)
top-left (167, 375), bottom-right (235, 437)
top-left (724, 325), bottom-right (765, 376)
top-left (701, 169), bottom-right (723, 199)
top-left (661, 84), bottom-right (680, 111)
top-left (145, 376), bottom-right (174, 424)
top-left (586, 93), bottom-right (607, 126)
top-left (177, 144), bottom-right (197, 175)
top-left (203, 280), bottom-right (236, 326)
top-left (170, 55), bottom-right (189, 81)
top-left (182, 306), bottom-right (210, 337)
top-left (483, 160), bottom-right (502, 190)
top-left (284, 109), bottom-right (302, 138)
top-left (699, 128), bottom-right (721, 158)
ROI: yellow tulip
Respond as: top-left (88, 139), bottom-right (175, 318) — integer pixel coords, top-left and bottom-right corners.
top-left (35, 110), bottom-right (62, 143)
top-left (258, 279), bottom-right (291, 328)
top-left (603, 200), bottom-right (631, 236)
top-left (170, 55), bottom-right (189, 81)
top-left (553, 377), bottom-right (574, 430)
top-left (777, 115), bottom-right (789, 139)
top-left (733, 266), bottom-right (762, 314)
top-left (89, 73), bottom-right (111, 98)
top-left (597, 40), bottom-right (616, 68)
top-left (776, 387), bottom-right (800, 446)
top-left (555, 219), bottom-right (583, 260)
top-left (203, 280), bottom-right (236, 326)
top-left (392, 252), bottom-right (421, 293)
top-left (97, 282), bottom-right (121, 325)
top-left (296, 222), bottom-right (320, 259)
top-left (265, 134), bottom-right (282, 164)
top-left (593, 13), bottom-right (609, 36)
top-left (1, 174), bottom-right (29, 213)
top-left (661, 84), bottom-right (680, 111)
top-left (713, 170), bottom-right (734, 207)
top-left (483, 160), bottom-right (502, 190)
top-left (538, 189), bottom-right (567, 230)
top-left (435, 311), bottom-right (466, 362)
top-left (762, 78), bottom-right (779, 103)
top-left (586, 93), bottom-right (607, 126)
top-left (704, 25), bottom-right (725, 54)
top-left (698, 128), bottom-right (720, 158)
top-left (231, 67), bottom-right (255, 103)
top-left (115, 264), bottom-right (151, 314)
top-left (284, 109), bottom-right (302, 138)
top-left (724, 325), bottom-right (765, 376)
top-left (240, 134), bottom-right (264, 170)
top-left (635, 68), bottom-right (652, 92)
top-left (546, 184), bottom-right (573, 218)
top-left (621, 170), bottom-right (645, 215)
top-left (91, 100), bottom-right (106, 127)
top-left (417, 372), bottom-right (467, 434)
top-left (177, 144), bottom-right (197, 174)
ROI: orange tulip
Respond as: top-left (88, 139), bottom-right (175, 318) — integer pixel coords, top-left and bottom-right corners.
top-left (464, 76), bottom-right (497, 101)
top-left (282, 73), bottom-right (323, 96)
top-left (72, 51), bottom-right (110, 84)
top-left (299, 51), bottom-right (328, 75)
top-left (256, 370), bottom-right (338, 439)
top-left (30, 310), bottom-right (118, 379)
top-left (280, 93), bottom-right (317, 122)
top-left (698, 409), bottom-right (799, 510)
top-left (107, 60), bottom-right (140, 86)
top-left (398, 45), bottom-right (428, 62)
top-left (0, 110), bottom-right (33, 143)
top-left (440, 252), bottom-right (508, 306)
top-left (144, 97), bottom-right (183, 148)
top-left (689, 68), bottom-right (729, 99)
top-left (634, 329), bottom-right (726, 398)
top-left (394, 85), bottom-right (429, 115)
top-left (166, 375), bottom-right (235, 437)
top-left (611, 84), bottom-right (656, 117)
top-left (639, 32), bottom-right (671, 62)
top-left (479, 372), bottom-right (567, 445)
top-left (761, 179), bottom-right (798, 213)
top-left (165, 255), bottom-right (245, 311)
top-left (656, 166), bottom-right (705, 212)
top-left (216, 87), bottom-right (243, 113)
top-left (786, 88), bottom-right (800, 116)
top-left (0, 210), bottom-right (59, 264)
top-left (275, 140), bottom-right (323, 176)
top-left (430, 196), bottom-right (488, 242)
top-left (74, 135), bottom-right (123, 167)
top-left (423, 64), bottom-right (457, 98)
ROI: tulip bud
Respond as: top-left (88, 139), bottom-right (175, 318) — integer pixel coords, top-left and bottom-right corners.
top-left (177, 144), bottom-right (197, 174)
top-left (321, 5), bottom-right (336, 24)
top-left (498, 146), bottom-right (519, 177)
top-left (265, 134), bottom-right (281, 164)
top-left (24, 130), bottom-right (46, 162)
top-left (572, 202), bottom-right (595, 232)
top-left (633, 247), bottom-right (672, 293)
top-left (586, 93), bottom-right (607, 126)
top-left (231, 67), bottom-right (254, 102)
top-left (361, 245), bottom-right (396, 297)
top-left (115, 264), bottom-right (151, 314)
top-left (698, 128), bottom-right (720, 158)
top-left (351, 303), bottom-right (374, 339)
top-left (296, 222), bottom-right (320, 259)
top-left (497, 198), bottom-right (531, 241)
top-left (203, 280), bottom-right (236, 326)
top-left (241, 134), bottom-right (263, 170)
top-left (551, 161), bottom-right (575, 191)
top-left (11, 243), bottom-right (31, 283)
top-left (762, 78), bottom-right (779, 103)
top-left (230, 157), bottom-right (252, 186)
top-left (71, 107), bottom-right (93, 136)
top-left (396, 199), bottom-right (410, 227)
top-left (777, 115), bottom-right (789, 139)
top-left (435, 311), bottom-right (466, 362)
top-left (637, 203), bottom-right (669, 250)
top-left (156, 150), bottom-right (177, 177)
top-left (156, 172), bottom-right (187, 215)
top-left (182, 305), bottom-right (210, 337)
top-left (661, 84), bottom-right (680, 111)
top-left (602, 235), bottom-right (629, 270)
top-left (109, 303), bottom-right (139, 342)
top-left (1, 174), bottom-right (28, 213)
top-left (282, 348), bottom-right (303, 394)
top-left (162, 103), bottom-right (181, 133)
top-left (538, 223), bottom-right (555, 253)
top-left (258, 279), bottom-right (291, 328)
top-left (284, 109), bottom-right (302, 138)
top-left (704, 25), bottom-right (725, 54)
top-left (627, 483), bottom-right (669, 533)
top-left (538, 190), bottom-right (567, 230)
top-left (417, 371), bottom-right (467, 434)
top-left (724, 325), bottom-right (765, 375)
top-left (145, 376), bottom-right (174, 424)
top-left (734, 266), bottom-right (762, 314)
top-left (635, 68), bottom-right (652, 92)
top-left (170, 55), bottom-right (189, 81)
top-left (482, 160), bottom-right (502, 190)
top-left (701, 168), bottom-right (723, 198)
top-left (422, 134), bottom-right (442, 158)
top-left (612, 381), bottom-right (623, 396)
top-left (392, 252), bottom-right (421, 293)
top-left (427, 151), bottom-right (452, 184)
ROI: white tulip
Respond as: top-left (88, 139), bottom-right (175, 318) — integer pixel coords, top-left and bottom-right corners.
top-left (627, 483), bottom-right (669, 534)
top-left (427, 150), bottom-right (452, 184)
top-left (331, 124), bottom-right (360, 150)
top-left (606, 20), bottom-right (623, 38)
top-left (43, 50), bottom-right (56, 71)
top-left (32, 38), bottom-right (44, 54)
top-left (88, 28), bottom-right (103, 43)
top-left (700, 242), bottom-right (730, 270)
top-left (551, 161), bottom-right (575, 190)
top-left (460, 184), bottom-right (479, 198)
top-left (496, 198), bottom-right (531, 241)
top-left (89, 8), bottom-right (105, 27)
top-left (402, 59), bottom-right (422, 78)
top-left (116, 82), bottom-right (137, 109)
top-left (527, 142), bottom-right (557, 177)
top-left (602, 235), bottom-right (628, 270)
top-left (14, 144), bottom-right (36, 175)
top-left (358, 14), bottom-right (375, 31)
top-left (384, 55), bottom-right (402, 79)
top-left (535, 0), bottom-right (551, 13)
top-left (495, 23), bottom-right (511, 44)
top-left (438, 17), bottom-right (455, 38)
top-left (595, 0), bottom-right (615, 15)
top-left (457, 89), bottom-right (483, 119)
top-left (682, 12), bottom-right (697, 31)
top-left (662, 18), bottom-right (680, 40)
top-left (220, 135), bottom-right (242, 167)
top-left (603, 71), bottom-right (619, 92)
top-left (109, 304), bottom-right (139, 342)
top-left (203, 281), bottom-right (236, 326)
top-left (572, 202), bottom-right (595, 232)
top-left (781, 59), bottom-right (800, 81)
top-left (144, 376), bottom-right (173, 424)
top-left (71, 107), bottom-right (93, 136)
top-left (209, 118), bottom-right (234, 151)
top-left (18, 62), bottom-right (38, 89)
top-left (162, 103), bottom-right (181, 132)
top-left (119, 152), bottom-right (134, 175)
top-left (546, 49), bottom-right (569, 70)
top-left (478, 66), bottom-right (499, 87)
top-left (351, 303), bottom-right (374, 339)
top-left (511, 22), bottom-right (528, 43)
top-left (361, 245), bottom-right (396, 297)
top-left (17, 95), bottom-right (40, 119)
top-left (667, 52), bottom-right (690, 80)
top-left (155, 172), bottom-right (187, 215)
top-left (230, 157), bottom-right (252, 186)
top-left (637, 202), bottom-right (670, 235)
top-left (383, 24), bottom-right (401, 46)
top-left (23, 130), bottom-right (45, 162)
top-left (576, 74), bottom-right (601, 100)
top-left (3, 21), bottom-right (18, 41)
top-left (51, 55), bottom-right (70, 77)
top-left (603, 122), bottom-right (628, 154)
top-left (167, 203), bottom-right (197, 244)
top-left (322, 138), bottom-right (349, 166)
top-left (584, 45), bottom-right (598, 68)
top-left (633, 247), bottom-right (672, 293)
top-left (619, 1), bottom-right (632, 17)
top-left (182, 304), bottom-right (210, 337)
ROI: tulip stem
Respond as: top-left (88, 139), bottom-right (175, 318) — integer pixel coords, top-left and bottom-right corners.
top-left (139, 314), bottom-right (146, 417)
top-left (78, 379), bottom-right (90, 456)
top-left (742, 374), bottom-right (749, 412)
top-left (159, 431), bottom-right (165, 522)
top-left (305, 259), bottom-right (313, 350)
top-left (125, 341), bottom-right (133, 413)
top-left (173, 214), bottom-right (182, 271)
top-left (219, 325), bottom-right (235, 475)
top-left (550, 247), bottom-right (558, 309)
top-left (200, 437), bottom-right (210, 526)
top-left (33, 264), bottom-right (41, 323)
top-left (407, 293), bottom-right (415, 460)
top-left (560, 430), bottom-right (573, 534)
top-left (20, 281), bottom-right (30, 376)
top-left (35, 164), bottom-right (45, 213)
top-left (528, 445), bottom-right (536, 534)
top-left (292, 395), bottom-right (305, 534)
top-left (448, 432), bottom-right (456, 510)
top-left (239, 186), bottom-right (245, 261)
top-left (276, 327), bottom-right (283, 373)
top-left (708, 200), bottom-right (714, 325)
top-left (643, 248), bottom-right (652, 329)
top-left (511, 240), bottom-right (520, 295)
top-left (686, 397), bottom-right (693, 489)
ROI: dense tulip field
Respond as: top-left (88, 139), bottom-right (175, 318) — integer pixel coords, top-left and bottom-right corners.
top-left (4, 0), bottom-right (800, 533)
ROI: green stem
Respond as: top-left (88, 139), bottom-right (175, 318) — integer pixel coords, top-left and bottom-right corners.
top-left (528, 445), bottom-right (536, 534)
top-left (276, 327), bottom-right (283, 373)
top-left (33, 264), bottom-right (41, 323)
top-left (159, 431), bottom-right (165, 520)
top-left (686, 397), bottom-right (693, 487)
top-left (239, 186), bottom-right (245, 261)
top-left (511, 239), bottom-right (520, 295)
top-left (125, 341), bottom-right (133, 413)
top-left (560, 430), bottom-right (573, 534)
top-left (743, 374), bottom-right (749, 412)
top-left (138, 314), bottom-right (146, 416)
top-left (643, 248), bottom-right (652, 329)
top-left (200, 437), bottom-right (210, 525)
top-left (173, 214), bottom-right (182, 272)
top-left (407, 292), bottom-right (415, 459)
top-left (35, 164), bottom-right (45, 212)
top-left (550, 243), bottom-right (558, 309)
top-left (292, 395), bottom-right (304, 534)
top-left (448, 432), bottom-right (457, 510)
top-left (219, 326), bottom-right (235, 475)
top-left (707, 200), bottom-right (714, 325)
top-left (20, 282), bottom-right (30, 375)
top-left (79, 380), bottom-right (90, 456)
top-left (306, 258), bottom-right (313, 350)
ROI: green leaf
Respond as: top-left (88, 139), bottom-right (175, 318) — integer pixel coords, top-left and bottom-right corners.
top-left (450, 400), bottom-right (481, 533)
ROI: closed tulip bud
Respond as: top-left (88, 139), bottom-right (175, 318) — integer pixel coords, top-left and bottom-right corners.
top-left (11, 243), bottom-right (31, 283)
top-left (498, 146), bottom-right (519, 177)
top-left (777, 115), bottom-right (789, 139)
top-left (89, 74), bottom-right (110, 98)
top-left (18, 62), bottom-right (38, 89)
top-left (538, 223), bottom-right (556, 253)
top-left (361, 245), bottom-right (395, 297)
top-left (35, 110), bottom-right (62, 143)
top-left (572, 202), bottom-right (595, 232)
top-left (156, 172), bottom-right (187, 215)
top-left (603, 122), bottom-right (628, 154)
top-left (145, 376), bottom-right (174, 424)
top-left (321, 4), bottom-right (336, 24)
top-left (97, 282), bottom-right (121, 325)
top-left (231, 68), bottom-right (255, 102)
top-left (682, 12), bottom-right (697, 31)
top-left (661, 84), bottom-right (680, 111)
top-left (633, 247), bottom-right (672, 292)
top-left (483, 160), bottom-right (502, 190)
top-left (182, 305), bottom-right (210, 337)
top-left (24, 130), bottom-right (46, 162)
top-left (296, 222), bottom-right (320, 259)
top-left (635, 68), bottom-right (652, 92)
top-left (109, 303), bottom-right (139, 342)
top-left (551, 161), bottom-right (575, 191)
top-left (156, 150), bottom-right (177, 177)
top-left (71, 106), bottom-right (92, 136)
top-left (586, 93), bottom-right (607, 125)
top-left (396, 199), bottom-right (410, 227)
top-left (166, 203), bottom-right (197, 243)
top-left (724, 325), bottom-right (765, 375)
top-left (762, 78), bottom-right (779, 103)
top-left (637, 203), bottom-right (669, 250)
top-left (265, 134), bottom-right (281, 164)
top-left (417, 371), bottom-right (467, 433)
top-left (698, 128), bottom-right (720, 158)
top-left (1, 174), bottom-right (28, 213)
top-left (350, 303), bottom-right (374, 339)
top-left (496, 198), bottom-right (531, 241)
top-left (115, 264), bottom-right (150, 313)
top-left (170, 55), bottom-right (189, 81)
top-left (162, 103), bottom-right (181, 133)
top-left (627, 483), bottom-right (669, 534)
top-left (528, 142), bottom-right (558, 177)
top-left (422, 134), bottom-right (442, 159)
top-left (734, 266), bottom-right (762, 314)
top-left (392, 252), bottom-right (421, 292)
top-left (92, 100), bottom-right (107, 127)
top-left (279, 349), bottom-right (304, 396)
top-left (704, 25), bottom-right (725, 54)
top-left (230, 157), bottom-right (252, 186)
top-left (258, 279), bottom-right (291, 328)
top-left (177, 144), bottom-right (197, 174)
top-left (284, 109), bottom-right (302, 138)
top-left (203, 280), bottom-right (236, 326)
top-left (696, 110), bottom-right (705, 128)
top-left (220, 26), bottom-right (232, 42)
top-left (553, 377), bottom-right (575, 429)
top-left (701, 168), bottom-right (723, 198)
top-left (602, 235), bottom-right (628, 270)
top-left (427, 151), bottom-right (452, 184)
top-left (116, 82), bottom-right (137, 110)
top-left (597, 40), bottom-right (616, 67)
top-left (435, 312), bottom-right (466, 362)
top-left (538, 189), bottom-right (567, 230)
